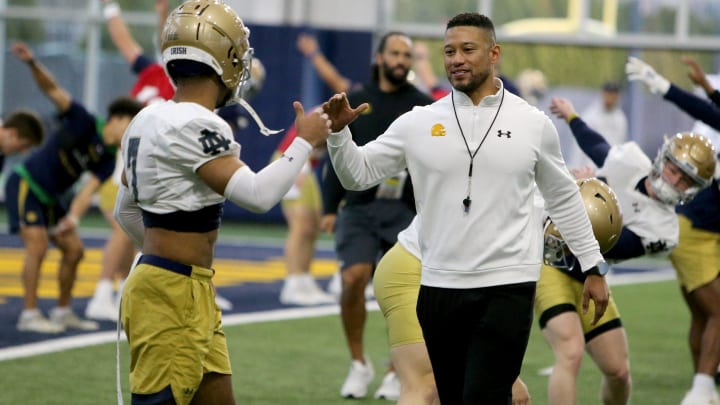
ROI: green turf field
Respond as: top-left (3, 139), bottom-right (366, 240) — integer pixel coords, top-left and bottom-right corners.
top-left (0, 279), bottom-right (695, 404)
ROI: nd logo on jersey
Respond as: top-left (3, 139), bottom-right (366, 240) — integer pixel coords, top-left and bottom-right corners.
top-left (431, 123), bottom-right (446, 137)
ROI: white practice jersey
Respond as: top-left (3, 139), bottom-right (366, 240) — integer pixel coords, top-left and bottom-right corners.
top-left (121, 101), bottom-right (240, 214)
top-left (597, 142), bottom-right (678, 256)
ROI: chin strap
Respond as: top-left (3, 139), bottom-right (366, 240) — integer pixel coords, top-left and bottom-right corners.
top-left (237, 98), bottom-right (283, 136)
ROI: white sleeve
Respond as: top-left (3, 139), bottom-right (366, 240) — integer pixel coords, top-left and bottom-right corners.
top-left (326, 119), bottom-right (408, 191)
top-left (113, 184), bottom-right (145, 249)
top-left (224, 137), bottom-right (312, 213)
top-left (535, 118), bottom-right (604, 271)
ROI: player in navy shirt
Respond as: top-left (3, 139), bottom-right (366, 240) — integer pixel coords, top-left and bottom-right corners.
top-left (6, 41), bottom-right (142, 334)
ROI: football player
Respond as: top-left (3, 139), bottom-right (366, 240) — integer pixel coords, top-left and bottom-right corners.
top-left (545, 96), bottom-right (716, 405)
top-left (626, 56), bottom-right (720, 405)
top-left (113, 1), bottom-right (330, 403)
top-left (8, 41), bottom-right (143, 334)
top-left (96, 0), bottom-right (267, 318)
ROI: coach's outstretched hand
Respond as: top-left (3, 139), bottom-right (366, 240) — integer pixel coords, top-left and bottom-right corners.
top-left (323, 93), bottom-right (369, 133)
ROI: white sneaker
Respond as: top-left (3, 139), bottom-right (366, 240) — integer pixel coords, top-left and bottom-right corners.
top-left (300, 274), bottom-right (335, 304)
top-left (340, 357), bottom-right (375, 398)
top-left (280, 275), bottom-right (333, 306)
top-left (374, 371), bottom-right (400, 400)
top-left (681, 389), bottom-right (720, 405)
top-left (215, 293), bottom-right (234, 311)
top-left (50, 307), bottom-right (99, 331)
top-left (17, 310), bottom-right (65, 333)
top-left (85, 295), bottom-right (119, 322)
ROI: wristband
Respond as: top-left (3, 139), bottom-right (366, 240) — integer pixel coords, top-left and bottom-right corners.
top-left (566, 113), bottom-right (578, 123)
top-left (103, 2), bottom-right (121, 20)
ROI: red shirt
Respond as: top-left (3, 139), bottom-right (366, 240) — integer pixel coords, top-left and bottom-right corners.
top-left (130, 63), bottom-right (175, 104)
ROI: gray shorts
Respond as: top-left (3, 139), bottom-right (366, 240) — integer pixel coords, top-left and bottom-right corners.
top-left (334, 199), bottom-right (414, 271)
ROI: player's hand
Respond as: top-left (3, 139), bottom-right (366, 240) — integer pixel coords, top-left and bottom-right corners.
top-left (549, 97), bottom-right (577, 122)
top-left (11, 42), bottom-right (34, 63)
top-left (681, 56), bottom-right (714, 94)
top-left (297, 33), bottom-right (320, 58)
top-left (53, 214), bottom-right (79, 236)
top-left (322, 93), bottom-right (369, 133)
top-left (570, 166), bottom-right (596, 180)
top-left (413, 41), bottom-right (430, 61)
top-left (582, 272), bottom-right (610, 325)
top-left (320, 214), bottom-right (336, 234)
top-left (293, 101), bottom-right (331, 148)
top-left (512, 377), bottom-right (531, 405)
top-left (625, 56), bottom-right (670, 95)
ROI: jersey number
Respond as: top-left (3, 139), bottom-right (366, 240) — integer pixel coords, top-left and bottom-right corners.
top-left (126, 138), bottom-right (141, 201)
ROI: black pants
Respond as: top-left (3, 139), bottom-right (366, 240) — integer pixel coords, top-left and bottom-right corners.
top-left (416, 282), bottom-right (536, 405)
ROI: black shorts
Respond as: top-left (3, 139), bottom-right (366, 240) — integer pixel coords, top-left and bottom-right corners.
top-left (4, 172), bottom-right (66, 233)
top-left (334, 199), bottom-right (414, 271)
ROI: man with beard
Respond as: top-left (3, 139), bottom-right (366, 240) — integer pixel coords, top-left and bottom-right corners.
top-left (322, 13), bottom-right (608, 403)
top-left (321, 31), bottom-right (433, 400)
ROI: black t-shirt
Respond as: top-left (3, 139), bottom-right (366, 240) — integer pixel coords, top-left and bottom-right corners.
top-left (322, 82), bottom-right (434, 214)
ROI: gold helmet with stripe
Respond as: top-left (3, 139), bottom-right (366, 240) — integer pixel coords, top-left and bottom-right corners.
top-left (161, 0), bottom-right (252, 106)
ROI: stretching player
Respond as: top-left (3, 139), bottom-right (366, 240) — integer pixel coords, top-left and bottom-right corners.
top-left (626, 56), bottom-right (720, 404)
top-left (545, 96), bottom-right (716, 405)
top-left (8, 41), bottom-right (142, 333)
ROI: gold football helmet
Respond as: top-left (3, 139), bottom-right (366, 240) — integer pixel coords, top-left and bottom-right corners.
top-left (649, 132), bottom-right (716, 205)
top-left (161, 0), bottom-right (252, 105)
top-left (544, 178), bottom-right (623, 267)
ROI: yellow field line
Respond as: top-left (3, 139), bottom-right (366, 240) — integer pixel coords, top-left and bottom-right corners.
top-left (0, 247), bottom-right (338, 298)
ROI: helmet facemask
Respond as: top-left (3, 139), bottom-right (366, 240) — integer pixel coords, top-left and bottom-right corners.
top-left (543, 218), bottom-right (575, 269)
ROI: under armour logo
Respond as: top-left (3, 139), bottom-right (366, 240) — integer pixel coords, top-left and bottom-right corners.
top-left (198, 129), bottom-right (231, 155)
top-left (497, 130), bottom-right (511, 138)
